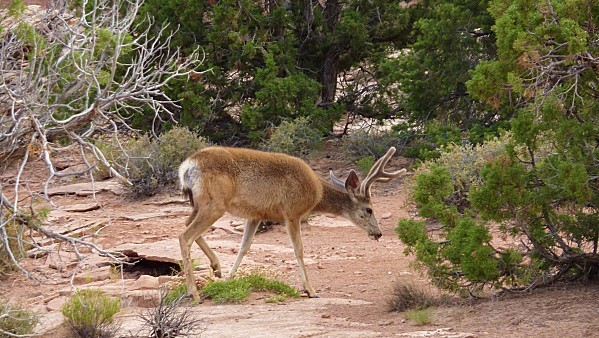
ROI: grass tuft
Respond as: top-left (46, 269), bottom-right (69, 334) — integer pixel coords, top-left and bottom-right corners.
top-left (386, 282), bottom-right (438, 313)
top-left (201, 274), bottom-right (299, 303)
top-left (403, 308), bottom-right (433, 325)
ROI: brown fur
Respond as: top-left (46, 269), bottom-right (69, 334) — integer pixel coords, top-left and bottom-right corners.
top-left (177, 146), bottom-right (405, 301)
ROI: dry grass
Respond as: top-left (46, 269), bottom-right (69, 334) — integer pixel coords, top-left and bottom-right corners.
top-left (386, 281), bottom-right (439, 312)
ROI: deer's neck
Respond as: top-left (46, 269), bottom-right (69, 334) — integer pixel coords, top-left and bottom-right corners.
top-left (312, 180), bottom-right (353, 217)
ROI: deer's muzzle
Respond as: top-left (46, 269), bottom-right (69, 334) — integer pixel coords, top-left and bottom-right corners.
top-left (369, 231), bottom-right (382, 241)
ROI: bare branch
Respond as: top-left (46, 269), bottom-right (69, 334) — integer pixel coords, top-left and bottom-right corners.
top-left (0, 0), bottom-right (206, 278)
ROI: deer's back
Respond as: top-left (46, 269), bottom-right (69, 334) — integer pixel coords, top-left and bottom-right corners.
top-left (184, 146), bottom-right (323, 220)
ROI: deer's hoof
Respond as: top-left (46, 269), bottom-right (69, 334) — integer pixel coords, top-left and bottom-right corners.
top-left (303, 290), bottom-right (320, 298)
top-left (190, 292), bottom-right (202, 304)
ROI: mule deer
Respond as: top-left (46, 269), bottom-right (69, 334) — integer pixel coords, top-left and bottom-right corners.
top-left (178, 146), bottom-right (406, 301)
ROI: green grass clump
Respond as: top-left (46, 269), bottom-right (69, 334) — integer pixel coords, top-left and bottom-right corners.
top-left (0, 301), bottom-right (39, 336)
top-left (265, 294), bottom-right (287, 303)
top-left (162, 283), bottom-right (189, 305)
top-left (61, 289), bottom-right (121, 338)
top-left (403, 309), bottom-right (433, 325)
top-left (201, 275), bottom-right (299, 303)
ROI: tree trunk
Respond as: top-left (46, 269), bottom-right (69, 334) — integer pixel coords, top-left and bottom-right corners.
top-left (318, 0), bottom-right (341, 105)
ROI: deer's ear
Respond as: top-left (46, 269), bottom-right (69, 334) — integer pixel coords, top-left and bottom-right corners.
top-left (345, 170), bottom-right (360, 195)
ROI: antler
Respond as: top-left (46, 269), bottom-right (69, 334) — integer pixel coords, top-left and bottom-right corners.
top-left (360, 147), bottom-right (406, 197)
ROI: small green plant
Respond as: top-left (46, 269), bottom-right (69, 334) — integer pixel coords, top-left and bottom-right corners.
top-left (0, 220), bottom-right (25, 276)
top-left (403, 309), bottom-right (433, 325)
top-left (386, 282), bottom-right (437, 313)
top-left (201, 274), bottom-right (299, 303)
top-left (0, 206), bottom-right (46, 275)
top-left (356, 156), bottom-right (375, 174)
top-left (90, 135), bottom-right (123, 180)
top-left (265, 294), bottom-right (287, 303)
top-left (261, 117), bottom-right (322, 157)
top-left (162, 283), bottom-right (189, 305)
top-left (8, 0), bottom-right (26, 17)
top-left (0, 301), bottom-right (39, 337)
top-left (61, 289), bottom-right (121, 338)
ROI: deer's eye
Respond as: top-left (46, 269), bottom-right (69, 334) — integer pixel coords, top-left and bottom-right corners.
top-left (365, 208), bottom-right (373, 215)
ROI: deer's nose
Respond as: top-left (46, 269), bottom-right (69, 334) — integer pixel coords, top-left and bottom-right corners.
top-left (369, 231), bottom-right (382, 241)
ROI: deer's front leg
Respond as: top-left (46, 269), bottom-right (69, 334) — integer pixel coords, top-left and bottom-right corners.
top-left (286, 218), bottom-right (318, 298)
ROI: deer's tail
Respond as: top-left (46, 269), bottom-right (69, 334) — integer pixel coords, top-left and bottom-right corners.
top-left (179, 158), bottom-right (201, 207)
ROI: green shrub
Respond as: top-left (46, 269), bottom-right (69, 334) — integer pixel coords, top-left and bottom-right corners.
top-left (458, 0), bottom-right (599, 294)
top-left (342, 129), bottom-right (397, 160)
top-left (90, 135), bottom-right (126, 180)
top-left (7, 0), bottom-right (26, 18)
top-left (396, 131), bottom-right (566, 295)
top-left (0, 301), bottom-right (39, 337)
top-left (117, 127), bottom-right (208, 197)
top-left (397, 170), bottom-right (518, 294)
top-left (61, 289), bottom-right (121, 338)
top-left (261, 117), bottom-right (322, 157)
top-left (396, 121), bottom-right (462, 161)
top-left (201, 274), bottom-right (299, 303)
top-left (416, 132), bottom-right (511, 211)
top-left (155, 126), bottom-right (208, 181)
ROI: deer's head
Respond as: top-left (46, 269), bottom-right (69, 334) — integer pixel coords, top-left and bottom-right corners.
top-left (330, 147), bottom-right (406, 240)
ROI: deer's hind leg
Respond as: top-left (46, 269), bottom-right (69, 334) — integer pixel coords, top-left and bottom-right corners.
top-left (179, 203), bottom-right (225, 301)
top-left (229, 219), bottom-right (261, 277)
top-left (195, 237), bottom-right (222, 278)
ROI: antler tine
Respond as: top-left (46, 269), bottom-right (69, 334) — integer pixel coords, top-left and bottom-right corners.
top-left (359, 147), bottom-right (406, 196)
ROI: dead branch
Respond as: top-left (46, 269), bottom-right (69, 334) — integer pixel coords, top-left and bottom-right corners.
top-left (0, 0), bottom-right (206, 277)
